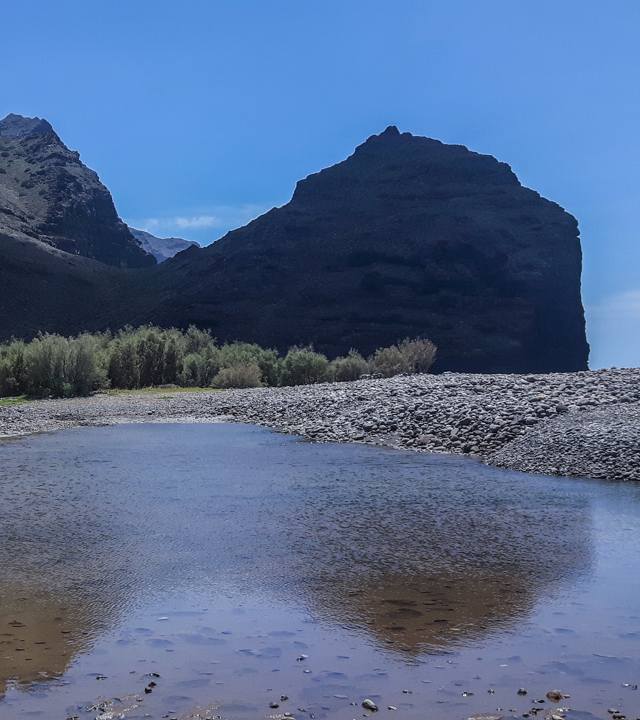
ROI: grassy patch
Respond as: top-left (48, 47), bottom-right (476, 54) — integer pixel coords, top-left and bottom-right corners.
top-left (104, 386), bottom-right (217, 398)
top-left (0, 395), bottom-right (28, 407)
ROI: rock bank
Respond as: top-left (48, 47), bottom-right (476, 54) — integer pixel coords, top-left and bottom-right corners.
top-left (0, 368), bottom-right (639, 482)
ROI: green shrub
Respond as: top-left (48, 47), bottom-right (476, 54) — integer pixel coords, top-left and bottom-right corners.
top-left (136, 326), bottom-right (166, 387)
top-left (329, 350), bottom-right (370, 382)
top-left (184, 325), bottom-right (216, 354)
top-left (370, 337), bottom-right (437, 377)
top-left (217, 342), bottom-right (279, 386)
top-left (369, 344), bottom-right (410, 377)
top-left (67, 334), bottom-right (108, 395)
top-left (162, 337), bottom-right (181, 384)
top-left (397, 337), bottom-right (437, 373)
top-left (108, 337), bottom-right (140, 389)
top-left (212, 362), bottom-right (263, 389)
top-left (178, 352), bottom-right (207, 387)
top-left (0, 340), bottom-right (27, 396)
top-left (3, 333), bottom-right (109, 398)
top-left (23, 334), bottom-right (69, 396)
top-left (280, 346), bottom-right (329, 386)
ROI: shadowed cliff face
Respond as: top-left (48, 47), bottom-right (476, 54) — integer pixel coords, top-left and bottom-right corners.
top-left (151, 126), bottom-right (588, 372)
top-left (0, 114), bottom-right (154, 268)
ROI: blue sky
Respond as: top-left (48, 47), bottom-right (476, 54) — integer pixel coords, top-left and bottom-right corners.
top-left (1, 0), bottom-right (638, 367)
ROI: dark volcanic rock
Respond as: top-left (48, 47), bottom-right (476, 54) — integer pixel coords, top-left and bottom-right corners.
top-left (0, 113), bottom-right (154, 268)
top-left (0, 114), bottom-right (152, 339)
top-left (0, 229), bottom-right (140, 341)
top-left (148, 126), bottom-right (588, 372)
top-left (129, 227), bottom-right (200, 263)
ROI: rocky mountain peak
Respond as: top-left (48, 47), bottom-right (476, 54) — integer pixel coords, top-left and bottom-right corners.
top-left (291, 125), bottom-right (518, 208)
top-left (160, 128), bottom-right (587, 373)
top-left (0, 113), bottom-right (55, 139)
top-left (0, 114), bottom-right (154, 268)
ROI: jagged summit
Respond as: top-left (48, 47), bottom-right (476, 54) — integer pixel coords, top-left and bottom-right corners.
top-left (293, 124), bottom-right (518, 206)
top-left (0, 113), bottom-right (54, 139)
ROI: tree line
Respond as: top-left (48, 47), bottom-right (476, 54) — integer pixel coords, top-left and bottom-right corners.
top-left (0, 325), bottom-right (437, 399)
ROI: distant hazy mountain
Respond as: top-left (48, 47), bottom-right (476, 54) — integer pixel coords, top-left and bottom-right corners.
top-left (129, 228), bottom-right (200, 263)
top-left (0, 113), bottom-right (154, 268)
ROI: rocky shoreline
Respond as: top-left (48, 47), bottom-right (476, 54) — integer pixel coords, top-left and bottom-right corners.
top-left (0, 368), bottom-right (639, 482)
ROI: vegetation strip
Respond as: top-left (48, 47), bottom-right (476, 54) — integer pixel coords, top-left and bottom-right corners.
top-left (0, 325), bottom-right (436, 399)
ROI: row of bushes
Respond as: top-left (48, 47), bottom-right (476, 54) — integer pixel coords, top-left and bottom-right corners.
top-left (0, 326), bottom-right (437, 399)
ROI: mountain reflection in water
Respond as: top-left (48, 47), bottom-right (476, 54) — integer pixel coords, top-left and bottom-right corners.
top-left (0, 596), bottom-right (100, 696)
top-left (0, 423), bottom-right (593, 698)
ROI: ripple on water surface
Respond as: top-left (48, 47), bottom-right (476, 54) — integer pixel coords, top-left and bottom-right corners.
top-left (0, 423), bottom-right (639, 719)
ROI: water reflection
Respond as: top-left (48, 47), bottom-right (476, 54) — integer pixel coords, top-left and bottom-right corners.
top-left (0, 595), bottom-right (96, 696)
top-left (0, 423), bottom-right (594, 699)
top-left (283, 449), bottom-right (593, 653)
top-left (306, 572), bottom-right (552, 653)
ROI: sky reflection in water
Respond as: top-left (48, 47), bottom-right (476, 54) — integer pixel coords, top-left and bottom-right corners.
top-left (0, 424), bottom-right (638, 719)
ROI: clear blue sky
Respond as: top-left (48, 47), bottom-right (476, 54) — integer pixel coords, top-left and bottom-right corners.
top-left (1, 0), bottom-right (638, 368)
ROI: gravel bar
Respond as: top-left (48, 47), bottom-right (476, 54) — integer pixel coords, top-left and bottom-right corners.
top-left (1, 368), bottom-right (639, 482)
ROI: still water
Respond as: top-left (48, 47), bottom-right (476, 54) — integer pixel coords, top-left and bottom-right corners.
top-left (0, 424), bottom-right (638, 719)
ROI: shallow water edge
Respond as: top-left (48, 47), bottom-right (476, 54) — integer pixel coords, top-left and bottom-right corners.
top-left (1, 370), bottom-right (640, 482)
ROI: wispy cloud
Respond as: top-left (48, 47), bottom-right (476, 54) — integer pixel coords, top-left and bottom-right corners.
top-left (587, 289), bottom-right (640, 369)
top-left (133, 214), bottom-right (221, 233)
top-left (174, 215), bottom-right (220, 229)
top-left (127, 204), bottom-right (270, 242)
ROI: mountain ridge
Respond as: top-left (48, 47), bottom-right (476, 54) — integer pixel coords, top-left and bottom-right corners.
top-left (0, 115), bottom-right (589, 372)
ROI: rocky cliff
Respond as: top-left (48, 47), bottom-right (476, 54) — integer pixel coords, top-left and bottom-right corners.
top-left (0, 113), bottom-right (153, 339)
top-left (0, 118), bottom-right (589, 372)
top-left (148, 126), bottom-right (589, 372)
top-left (0, 113), bottom-right (153, 268)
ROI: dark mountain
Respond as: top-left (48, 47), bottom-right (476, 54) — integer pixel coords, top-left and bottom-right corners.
top-left (144, 126), bottom-right (588, 372)
top-left (0, 223), bottom-right (139, 341)
top-left (0, 113), bottom-right (153, 268)
top-left (129, 228), bottom-right (200, 263)
top-left (0, 113), bottom-right (152, 339)
top-left (0, 118), bottom-right (589, 372)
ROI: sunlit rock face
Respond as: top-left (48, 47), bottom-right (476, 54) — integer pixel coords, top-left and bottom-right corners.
top-left (0, 114), bottom-right (153, 340)
top-left (0, 113), bottom-right (154, 268)
top-left (151, 126), bottom-right (589, 372)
